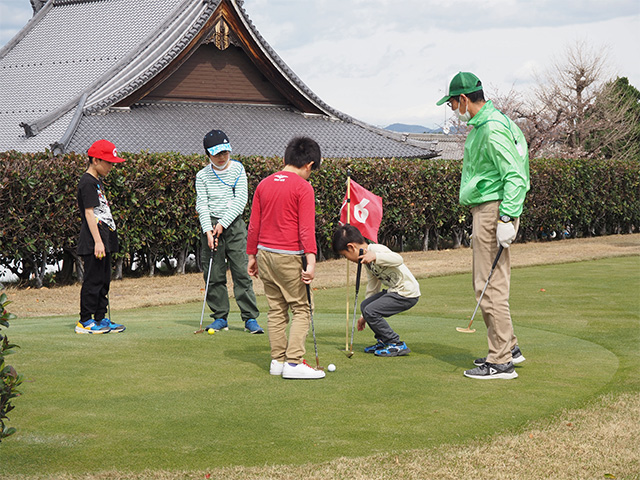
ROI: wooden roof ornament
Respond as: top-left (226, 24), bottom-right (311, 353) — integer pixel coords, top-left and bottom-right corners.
top-left (212, 16), bottom-right (231, 50)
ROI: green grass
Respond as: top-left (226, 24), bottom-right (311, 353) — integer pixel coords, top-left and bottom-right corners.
top-left (0, 256), bottom-right (638, 476)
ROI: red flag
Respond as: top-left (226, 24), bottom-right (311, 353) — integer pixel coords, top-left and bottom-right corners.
top-left (339, 179), bottom-right (383, 242)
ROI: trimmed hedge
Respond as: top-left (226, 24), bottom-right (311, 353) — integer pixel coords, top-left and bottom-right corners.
top-left (1, 151), bottom-right (638, 286)
top-left (1, 292), bottom-right (22, 442)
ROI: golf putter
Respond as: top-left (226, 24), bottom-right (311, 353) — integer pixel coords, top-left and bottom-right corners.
top-left (457, 245), bottom-right (504, 333)
top-left (302, 255), bottom-right (323, 370)
top-left (346, 248), bottom-right (364, 358)
top-left (195, 234), bottom-right (218, 334)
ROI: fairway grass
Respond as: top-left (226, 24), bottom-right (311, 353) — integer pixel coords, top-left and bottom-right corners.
top-left (1, 256), bottom-right (638, 478)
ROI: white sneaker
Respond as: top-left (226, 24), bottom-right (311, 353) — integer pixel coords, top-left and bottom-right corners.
top-left (282, 360), bottom-right (325, 379)
top-left (270, 359), bottom-right (284, 376)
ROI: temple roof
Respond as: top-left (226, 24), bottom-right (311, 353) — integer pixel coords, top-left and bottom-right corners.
top-left (0, 0), bottom-right (439, 158)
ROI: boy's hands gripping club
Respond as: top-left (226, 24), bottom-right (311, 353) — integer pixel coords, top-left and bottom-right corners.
top-left (207, 228), bottom-right (221, 251)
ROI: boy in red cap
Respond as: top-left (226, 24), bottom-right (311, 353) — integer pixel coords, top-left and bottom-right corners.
top-left (75, 139), bottom-right (126, 334)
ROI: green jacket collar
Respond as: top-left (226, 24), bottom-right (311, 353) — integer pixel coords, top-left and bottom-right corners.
top-left (468, 99), bottom-right (495, 127)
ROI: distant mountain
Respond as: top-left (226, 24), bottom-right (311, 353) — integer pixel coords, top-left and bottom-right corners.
top-left (384, 123), bottom-right (442, 134)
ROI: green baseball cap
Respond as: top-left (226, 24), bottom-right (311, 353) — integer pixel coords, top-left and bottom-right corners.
top-left (436, 72), bottom-right (483, 106)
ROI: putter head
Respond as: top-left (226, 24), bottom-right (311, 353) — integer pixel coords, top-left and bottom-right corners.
top-left (456, 327), bottom-right (476, 333)
top-left (344, 349), bottom-right (354, 358)
top-left (194, 329), bottom-right (205, 334)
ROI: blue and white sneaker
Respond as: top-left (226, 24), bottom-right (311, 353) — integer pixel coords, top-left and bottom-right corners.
top-left (374, 341), bottom-right (411, 357)
top-left (206, 318), bottom-right (228, 332)
top-left (99, 318), bottom-right (126, 333)
top-left (244, 319), bottom-right (264, 334)
top-left (364, 340), bottom-right (387, 353)
top-left (75, 320), bottom-right (110, 334)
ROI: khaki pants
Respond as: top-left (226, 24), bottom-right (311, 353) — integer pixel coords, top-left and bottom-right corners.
top-left (257, 251), bottom-right (310, 364)
top-left (471, 201), bottom-right (519, 364)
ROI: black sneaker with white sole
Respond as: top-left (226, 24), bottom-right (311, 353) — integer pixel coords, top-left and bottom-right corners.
top-left (474, 345), bottom-right (525, 367)
top-left (464, 361), bottom-right (518, 380)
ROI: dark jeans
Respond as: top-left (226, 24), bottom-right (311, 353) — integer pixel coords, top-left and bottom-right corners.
top-left (360, 290), bottom-right (419, 344)
top-left (80, 253), bottom-right (111, 323)
top-left (201, 217), bottom-right (259, 322)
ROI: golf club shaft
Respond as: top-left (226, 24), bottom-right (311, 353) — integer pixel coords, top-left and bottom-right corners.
top-left (308, 283), bottom-right (320, 369)
top-left (466, 246), bottom-right (504, 329)
top-left (349, 249), bottom-right (364, 351)
top-left (199, 251), bottom-right (214, 330)
top-left (302, 255), bottom-right (320, 369)
top-left (198, 234), bottom-right (218, 331)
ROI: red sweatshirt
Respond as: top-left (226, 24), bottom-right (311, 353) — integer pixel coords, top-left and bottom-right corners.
top-left (247, 170), bottom-right (317, 255)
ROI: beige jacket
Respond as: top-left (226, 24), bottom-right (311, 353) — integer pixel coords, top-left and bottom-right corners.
top-left (364, 243), bottom-right (421, 299)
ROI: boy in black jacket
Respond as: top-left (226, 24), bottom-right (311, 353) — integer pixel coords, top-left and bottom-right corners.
top-left (75, 139), bottom-right (126, 334)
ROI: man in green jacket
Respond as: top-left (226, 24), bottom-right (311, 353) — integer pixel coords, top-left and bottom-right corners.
top-left (437, 72), bottom-right (530, 380)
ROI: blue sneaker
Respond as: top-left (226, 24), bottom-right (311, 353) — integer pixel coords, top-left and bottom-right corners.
top-left (206, 318), bottom-right (228, 332)
top-left (75, 320), bottom-right (110, 334)
top-left (99, 318), bottom-right (125, 333)
top-left (364, 340), bottom-right (387, 353)
top-left (374, 341), bottom-right (410, 357)
top-left (244, 319), bottom-right (264, 334)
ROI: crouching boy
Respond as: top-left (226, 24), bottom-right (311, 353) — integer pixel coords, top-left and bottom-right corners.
top-left (332, 225), bottom-right (420, 356)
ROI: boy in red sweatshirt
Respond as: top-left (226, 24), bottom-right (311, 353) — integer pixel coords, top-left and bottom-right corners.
top-left (247, 137), bottom-right (323, 379)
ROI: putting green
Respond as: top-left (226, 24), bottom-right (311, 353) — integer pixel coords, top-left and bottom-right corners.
top-left (3, 304), bottom-right (617, 475)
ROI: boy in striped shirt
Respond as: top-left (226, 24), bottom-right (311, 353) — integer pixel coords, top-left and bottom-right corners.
top-left (195, 130), bottom-right (263, 334)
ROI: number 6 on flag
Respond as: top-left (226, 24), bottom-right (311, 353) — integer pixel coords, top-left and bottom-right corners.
top-left (353, 198), bottom-right (370, 223)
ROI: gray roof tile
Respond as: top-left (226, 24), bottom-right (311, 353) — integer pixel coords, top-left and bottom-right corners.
top-left (407, 133), bottom-right (465, 160)
top-left (0, 0), bottom-right (191, 151)
top-left (68, 102), bottom-right (434, 158)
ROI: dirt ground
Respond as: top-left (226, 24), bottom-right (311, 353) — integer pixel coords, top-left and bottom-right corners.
top-left (3, 234), bottom-right (639, 318)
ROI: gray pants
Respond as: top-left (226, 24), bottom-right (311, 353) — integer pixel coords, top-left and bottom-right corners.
top-left (360, 290), bottom-right (419, 344)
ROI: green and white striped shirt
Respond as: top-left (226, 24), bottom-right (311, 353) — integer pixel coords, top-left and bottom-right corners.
top-left (195, 159), bottom-right (248, 232)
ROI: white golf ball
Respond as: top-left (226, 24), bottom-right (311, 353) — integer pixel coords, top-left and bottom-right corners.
top-left (327, 363), bottom-right (336, 372)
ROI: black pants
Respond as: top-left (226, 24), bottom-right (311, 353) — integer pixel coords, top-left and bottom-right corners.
top-left (80, 253), bottom-right (111, 323)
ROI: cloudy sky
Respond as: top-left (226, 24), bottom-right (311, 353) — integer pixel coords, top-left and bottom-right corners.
top-left (1, 0), bottom-right (638, 129)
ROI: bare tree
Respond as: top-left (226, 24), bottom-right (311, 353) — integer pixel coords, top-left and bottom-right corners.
top-left (536, 41), bottom-right (608, 156)
top-left (520, 40), bottom-right (637, 159)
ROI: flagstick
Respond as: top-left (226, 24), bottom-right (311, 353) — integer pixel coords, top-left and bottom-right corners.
top-left (345, 174), bottom-right (351, 352)
top-left (345, 260), bottom-right (350, 351)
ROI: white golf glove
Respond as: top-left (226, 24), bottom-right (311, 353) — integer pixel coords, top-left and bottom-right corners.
top-left (496, 221), bottom-right (516, 248)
